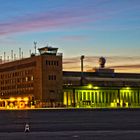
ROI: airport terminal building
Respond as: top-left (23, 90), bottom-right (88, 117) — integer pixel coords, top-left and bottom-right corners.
top-left (63, 71), bottom-right (140, 108)
top-left (0, 47), bottom-right (63, 108)
top-left (0, 46), bottom-right (140, 108)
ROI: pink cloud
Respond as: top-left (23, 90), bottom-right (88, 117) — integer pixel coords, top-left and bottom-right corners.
top-left (0, 0), bottom-right (139, 36)
top-left (0, 7), bottom-right (96, 36)
top-left (0, 1), bottom-right (116, 37)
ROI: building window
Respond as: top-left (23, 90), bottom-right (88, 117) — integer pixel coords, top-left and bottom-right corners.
top-left (56, 61), bottom-right (58, 66)
top-left (25, 77), bottom-right (28, 82)
top-left (46, 60), bottom-right (59, 66)
top-left (54, 75), bottom-right (56, 80)
top-left (48, 75), bottom-right (56, 80)
top-left (31, 76), bottom-right (34, 81)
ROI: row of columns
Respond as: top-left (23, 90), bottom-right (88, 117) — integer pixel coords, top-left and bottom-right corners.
top-left (63, 89), bottom-right (140, 107)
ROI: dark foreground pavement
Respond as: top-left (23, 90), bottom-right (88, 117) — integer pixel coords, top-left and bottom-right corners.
top-left (0, 108), bottom-right (140, 139)
top-left (1, 131), bottom-right (140, 140)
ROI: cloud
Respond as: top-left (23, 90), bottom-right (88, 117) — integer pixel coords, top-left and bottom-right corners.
top-left (0, 0), bottom-right (121, 36)
top-left (109, 64), bottom-right (140, 72)
top-left (0, 5), bottom-right (97, 36)
top-left (63, 57), bottom-right (80, 64)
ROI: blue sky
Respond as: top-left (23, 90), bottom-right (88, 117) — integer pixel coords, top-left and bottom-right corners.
top-left (0, 0), bottom-right (140, 72)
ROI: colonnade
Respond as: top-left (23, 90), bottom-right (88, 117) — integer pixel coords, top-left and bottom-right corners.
top-left (63, 88), bottom-right (140, 108)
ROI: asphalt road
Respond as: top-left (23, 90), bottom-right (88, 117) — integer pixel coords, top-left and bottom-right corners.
top-left (0, 108), bottom-right (140, 139)
top-left (1, 130), bottom-right (140, 140)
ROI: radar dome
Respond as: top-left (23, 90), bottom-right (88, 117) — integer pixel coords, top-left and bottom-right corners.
top-left (99, 57), bottom-right (106, 68)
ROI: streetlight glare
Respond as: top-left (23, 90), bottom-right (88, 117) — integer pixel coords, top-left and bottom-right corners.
top-left (88, 84), bottom-right (92, 89)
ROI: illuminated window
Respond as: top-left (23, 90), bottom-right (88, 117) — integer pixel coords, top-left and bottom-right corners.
top-left (102, 92), bottom-right (104, 103)
top-left (87, 92), bottom-right (90, 100)
top-left (95, 92), bottom-right (97, 103)
top-left (83, 92), bottom-right (86, 100)
top-left (31, 76), bottom-right (34, 81)
top-left (79, 92), bottom-right (82, 101)
top-left (25, 77), bottom-right (28, 82)
top-left (91, 92), bottom-right (94, 103)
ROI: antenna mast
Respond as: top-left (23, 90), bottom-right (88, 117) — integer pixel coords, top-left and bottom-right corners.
top-left (22, 51), bottom-right (23, 59)
top-left (34, 41), bottom-right (37, 55)
top-left (19, 48), bottom-right (21, 59)
top-left (11, 50), bottom-right (13, 61)
top-left (29, 50), bottom-right (31, 56)
top-left (0, 56), bottom-right (2, 64)
top-left (4, 52), bottom-right (6, 63)
top-left (14, 54), bottom-right (16, 60)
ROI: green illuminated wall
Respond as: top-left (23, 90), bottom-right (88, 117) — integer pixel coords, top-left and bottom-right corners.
top-left (63, 87), bottom-right (140, 108)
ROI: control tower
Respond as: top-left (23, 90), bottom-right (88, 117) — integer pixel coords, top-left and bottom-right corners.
top-left (38, 46), bottom-right (63, 107)
top-left (38, 47), bottom-right (58, 55)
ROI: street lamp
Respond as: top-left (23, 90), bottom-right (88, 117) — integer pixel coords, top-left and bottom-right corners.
top-left (80, 55), bottom-right (85, 86)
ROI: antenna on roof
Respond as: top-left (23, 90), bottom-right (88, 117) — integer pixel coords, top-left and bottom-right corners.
top-left (0, 56), bottom-right (2, 64)
top-left (46, 42), bottom-right (48, 47)
top-left (29, 50), bottom-right (31, 56)
top-left (22, 51), bottom-right (23, 59)
top-left (34, 41), bottom-right (37, 55)
top-left (19, 48), bottom-right (21, 59)
top-left (14, 53), bottom-right (16, 60)
top-left (4, 52), bottom-right (6, 63)
top-left (7, 56), bottom-right (9, 62)
top-left (11, 50), bottom-right (13, 61)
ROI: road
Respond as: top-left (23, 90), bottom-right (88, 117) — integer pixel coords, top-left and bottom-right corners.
top-left (0, 130), bottom-right (140, 140)
top-left (0, 108), bottom-right (140, 139)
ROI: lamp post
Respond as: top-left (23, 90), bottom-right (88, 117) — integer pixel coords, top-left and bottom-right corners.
top-left (80, 55), bottom-right (85, 86)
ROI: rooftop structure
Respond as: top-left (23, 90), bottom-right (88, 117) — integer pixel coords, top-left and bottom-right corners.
top-left (38, 46), bottom-right (58, 55)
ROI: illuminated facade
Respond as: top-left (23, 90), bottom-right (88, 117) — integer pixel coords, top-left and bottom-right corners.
top-left (63, 71), bottom-right (140, 108)
top-left (0, 47), bottom-right (63, 108)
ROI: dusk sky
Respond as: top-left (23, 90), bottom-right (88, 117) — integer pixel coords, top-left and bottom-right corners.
top-left (0, 0), bottom-right (140, 72)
